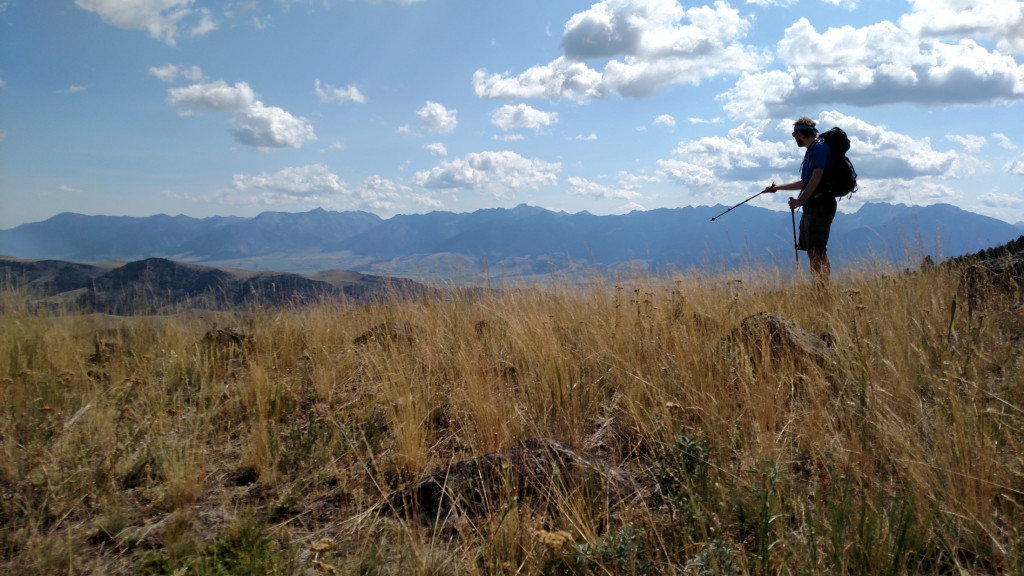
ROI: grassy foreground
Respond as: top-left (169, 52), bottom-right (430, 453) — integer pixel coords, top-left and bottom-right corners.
top-left (1, 261), bottom-right (1022, 575)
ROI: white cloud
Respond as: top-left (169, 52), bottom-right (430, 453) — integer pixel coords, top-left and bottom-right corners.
top-left (491, 104), bottom-right (559, 131)
top-left (724, 18), bottom-right (1024, 118)
top-left (353, 175), bottom-right (405, 210)
top-left (413, 150), bottom-right (560, 194)
top-left (567, 176), bottom-right (643, 201)
top-left (190, 7), bottom-right (216, 37)
top-left (314, 79), bottom-right (367, 104)
top-left (167, 80), bottom-right (316, 149)
top-left (1007, 157), bottom-right (1024, 175)
top-left (901, 0), bottom-right (1024, 55)
top-left (473, 58), bottom-right (606, 101)
top-left (232, 101), bottom-right (317, 149)
top-left (979, 190), bottom-right (1024, 213)
top-left (744, 0), bottom-right (798, 6)
top-left (59, 185), bottom-right (83, 193)
top-left (659, 119), bottom-right (792, 189)
top-left (946, 134), bottom-right (987, 153)
top-left (562, 0), bottom-right (750, 61)
top-left (417, 101), bottom-right (457, 134)
top-left (209, 165), bottom-right (414, 211)
top-left (654, 114), bottom-right (676, 128)
top-left (575, 133), bottom-right (598, 141)
top-left (232, 164), bottom-right (345, 196)
top-left (994, 133), bottom-right (1017, 149)
top-left (167, 80), bottom-right (256, 110)
top-left (658, 111), bottom-right (972, 196)
top-left (424, 142), bottom-right (447, 156)
top-left (56, 85), bottom-right (90, 94)
top-left (473, 0), bottom-right (764, 102)
top-left (815, 110), bottom-right (967, 179)
top-left (74, 0), bottom-right (214, 46)
top-left (149, 64), bottom-right (204, 83)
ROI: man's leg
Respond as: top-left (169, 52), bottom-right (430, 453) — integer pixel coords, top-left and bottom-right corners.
top-left (809, 250), bottom-right (831, 280)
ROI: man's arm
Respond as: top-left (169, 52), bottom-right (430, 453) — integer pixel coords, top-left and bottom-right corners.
top-left (764, 180), bottom-right (802, 193)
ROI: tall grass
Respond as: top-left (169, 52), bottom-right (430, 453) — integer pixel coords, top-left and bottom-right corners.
top-left (1, 260), bottom-right (1022, 574)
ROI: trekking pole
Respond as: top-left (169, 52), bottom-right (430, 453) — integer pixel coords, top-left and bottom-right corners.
top-left (710, 182), bottom-right (774, 221)
top-left (790, 200), bottom-right (799, 265)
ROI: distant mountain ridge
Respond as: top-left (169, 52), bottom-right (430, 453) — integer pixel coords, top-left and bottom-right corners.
top-left (1, 203), bottom-right (1019, 278)
top-left (0, 256), bottom-right (432, 314)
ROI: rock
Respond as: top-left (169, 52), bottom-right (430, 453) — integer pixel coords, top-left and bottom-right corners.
top-left (374, 438), bottom-right (639, 522)
top-left (201, 326), bottom-right (251, 347)
top-left (725, 312), bottom-right (833, 367)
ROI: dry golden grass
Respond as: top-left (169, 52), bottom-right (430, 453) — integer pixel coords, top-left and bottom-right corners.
top-left (1, 260), bottom-right (1022, 575)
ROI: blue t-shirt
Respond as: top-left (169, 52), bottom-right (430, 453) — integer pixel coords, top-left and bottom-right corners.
top-left (800, 139), bottom-right (832, 188)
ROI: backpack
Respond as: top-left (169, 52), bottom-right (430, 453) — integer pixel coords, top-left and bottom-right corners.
top-left (818, 127), bottom-right (858, 198)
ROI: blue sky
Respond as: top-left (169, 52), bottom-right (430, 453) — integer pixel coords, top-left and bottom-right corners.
top-left (1, 0), bottom-right (1023, 229)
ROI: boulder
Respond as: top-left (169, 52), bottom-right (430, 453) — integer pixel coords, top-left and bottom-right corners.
top-left (725, 311), bottom-right (833, 367)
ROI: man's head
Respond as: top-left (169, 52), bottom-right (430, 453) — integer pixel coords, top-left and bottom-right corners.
top-left (792, 117), bottom-right (818, 148)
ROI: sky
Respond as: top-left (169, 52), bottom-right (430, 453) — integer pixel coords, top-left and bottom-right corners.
top-left (1, 0), bottom-right (1023, 230)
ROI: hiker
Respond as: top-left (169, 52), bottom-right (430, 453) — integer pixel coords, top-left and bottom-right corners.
top-left (764, 117), bottom-right (837, 279)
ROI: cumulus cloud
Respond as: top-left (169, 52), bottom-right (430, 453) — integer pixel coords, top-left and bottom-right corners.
top-left (473, 58), bottom-right (606, 101)
top-left (658, 111), bottom-right (973, 197)
top-left (724, 18), bottom-right (1024, 118)
top-left (190, 7), bottom-right (216, 37)
top-left (658, 120), bottom-right (792, 189)
top-left (473, 0), bottom-right (764, 101)
top-left (232, 164), bottom-right (344, 196)
top-left (74, 0), bottom-right (215, 45)
top-left (167, 80), bottom-right (256, 110)
top-left (221, 165), bottom-right (409, 211)
top-left (314, 79), bottom-right (367, 104)
top-left (900, 0), bottom-right (1024, 55)
top-left (231, 101), bottom-right (317, 149)
top-left (167, 80), bottom-right (316, 149)
top-left (1007, 157), bottom-right (1024, 175)
top-left (413, 150), bottom-right (560, 195)
top-left (979, 190), bottom-right (1024, 214)
top-left (491, 104), bottom-right (559, 131)
top-left (424, 142), bottom-right (448, 156)
top-left (417, 101), bottom-right (457, 134)
top-left (567, 175), bottom-right (644, 201)
top-left (654, 114), bottom-right (676, 128)
top-left (994, 133), bottom-right (1017, 149)
top-left (149, 64), bottom-right (205, 83)
top-left (815, 110), bottom-right (969, 179)
top-left (946, 134), bottom-right (986, 153)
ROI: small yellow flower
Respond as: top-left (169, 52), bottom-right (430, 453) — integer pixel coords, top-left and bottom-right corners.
top-left (309, 538), bottom-right (336, 552)
top-left (534, 526), bottom-right (574, 550)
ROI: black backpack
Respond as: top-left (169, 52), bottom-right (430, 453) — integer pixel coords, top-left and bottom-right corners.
top-left (818, 127), bottom-right (858, 198)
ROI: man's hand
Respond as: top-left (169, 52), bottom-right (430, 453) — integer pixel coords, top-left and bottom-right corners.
top-left (763, 182), bottom-right (777, 194)
top-left (788, 197), bottom-right (802, 211)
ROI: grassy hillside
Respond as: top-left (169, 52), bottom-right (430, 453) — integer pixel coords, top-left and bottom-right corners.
top-left (1, 258), bottom-right (1022, 575)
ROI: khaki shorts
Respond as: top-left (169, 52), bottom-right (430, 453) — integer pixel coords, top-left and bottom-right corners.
top-left (798, 196), bottom-right (838, 253)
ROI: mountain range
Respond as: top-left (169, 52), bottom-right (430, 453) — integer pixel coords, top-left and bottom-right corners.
top-left (0, 256), bottom-right (433, 314)
top-left (2, 203), bottom-right (1021, 280)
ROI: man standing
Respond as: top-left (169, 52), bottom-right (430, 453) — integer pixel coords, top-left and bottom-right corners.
top-left (765, 117), bottom-right (837, 279)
